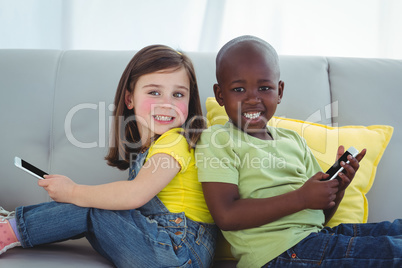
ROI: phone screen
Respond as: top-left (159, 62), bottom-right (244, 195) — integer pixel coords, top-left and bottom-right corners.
top-left (21, 159), bottom-right (48, 178)
top-left (325, 151), bottom-right (352, 178)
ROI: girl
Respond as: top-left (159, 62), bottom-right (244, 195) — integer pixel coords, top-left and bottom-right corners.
top-left (0, 45), bottom-right (217, 267)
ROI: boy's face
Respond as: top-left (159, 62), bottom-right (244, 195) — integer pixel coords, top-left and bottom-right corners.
top-left (214, 43), bottom-right (284, 139)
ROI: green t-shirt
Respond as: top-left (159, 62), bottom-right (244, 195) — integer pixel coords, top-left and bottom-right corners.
top-left (196, 122), bottom-right (324, 268)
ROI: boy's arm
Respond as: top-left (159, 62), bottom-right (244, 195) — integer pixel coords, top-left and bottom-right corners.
top-left (203, 172), bottom-right (339, 231)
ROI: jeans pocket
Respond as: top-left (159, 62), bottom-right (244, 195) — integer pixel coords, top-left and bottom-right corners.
top-left (169, 258), bottom-right (193, 268)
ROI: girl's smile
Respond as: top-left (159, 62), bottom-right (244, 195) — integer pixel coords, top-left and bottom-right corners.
top-left (153, 115), bottom-right (175, 122)
top-left (126, 67), bottom-right (190, 145)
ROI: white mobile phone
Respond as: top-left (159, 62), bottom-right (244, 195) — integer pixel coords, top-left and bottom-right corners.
top-left (323, 146), bottom-right (359, 181)
top-left (14, 157), bottom-right (48, 180)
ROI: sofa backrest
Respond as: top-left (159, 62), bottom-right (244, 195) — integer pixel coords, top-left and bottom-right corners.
top-left (1, 49), bottom-right (401, 223)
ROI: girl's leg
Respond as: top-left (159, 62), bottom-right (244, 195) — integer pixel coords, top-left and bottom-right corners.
top-left (265, 220), bottom-right (402, 268)
top-left (1, 207), bottom-right (21, 255)
top-left (15, 201), bottom-right (215, 267)
top-left (86, 208), bottom-right (217, 268)
top-left (16, 202), bottom-right (89, 248)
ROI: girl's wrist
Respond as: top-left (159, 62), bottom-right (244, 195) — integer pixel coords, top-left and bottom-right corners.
top-left (70, 183), bottom-right (81, 206)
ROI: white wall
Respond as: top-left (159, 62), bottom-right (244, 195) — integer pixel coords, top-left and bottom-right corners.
top-left (1, 0), bottom-right (401, 59)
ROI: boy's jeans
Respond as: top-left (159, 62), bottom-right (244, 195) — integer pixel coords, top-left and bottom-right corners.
top-left (264, 220), bottom-right (402, 268)
top-left (15, 150), bottom-right (217, 268)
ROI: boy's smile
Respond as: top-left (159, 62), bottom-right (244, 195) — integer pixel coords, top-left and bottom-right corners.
top-left (214, 41), bottom-right (284, 140)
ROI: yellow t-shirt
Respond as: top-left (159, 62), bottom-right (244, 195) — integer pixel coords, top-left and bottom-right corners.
top-left (146, 128), bottom-right (213, 224)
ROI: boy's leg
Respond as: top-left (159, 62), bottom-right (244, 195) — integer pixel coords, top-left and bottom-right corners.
top-left (266, 220), bottom-right (402, 267)
top-left (331, 219), bottom-right (402, 237)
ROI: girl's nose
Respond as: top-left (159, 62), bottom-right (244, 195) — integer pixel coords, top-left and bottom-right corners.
top-left (157, 94), bottom-right (173, 105)
top-left (155, 95), bottom-right (175, 109)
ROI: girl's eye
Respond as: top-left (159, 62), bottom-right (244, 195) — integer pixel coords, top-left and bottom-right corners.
top-left (173, 92), bottom-right (184, 98)
top-left (233, 87), bottom-right (244, 92)
top-left (149, 91), bottom-right (160, 96)
top-left (259, 86), bottom-right (271, 91)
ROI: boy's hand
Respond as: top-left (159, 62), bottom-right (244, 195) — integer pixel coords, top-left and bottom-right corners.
top-left (334, 146), bottom-right (367, 192)
top-left (298, 173), bottom-right (340, 210)
top-left (322, 146), bottom-right (367, 224)
top-left (39, 175), bottom-right (77, 203)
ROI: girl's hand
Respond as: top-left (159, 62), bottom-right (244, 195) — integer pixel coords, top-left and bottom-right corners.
top-left (298, 172), bottom-right (340, 210)
top-left (39, 175), bottom-right (77, 203)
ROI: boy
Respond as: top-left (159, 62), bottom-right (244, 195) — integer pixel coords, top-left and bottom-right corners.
top-left (196, 35), bottom-right (402, 267)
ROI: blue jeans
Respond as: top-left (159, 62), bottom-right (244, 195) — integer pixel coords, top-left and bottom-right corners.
top-left (15, 150), bottom-right (217, 268)
top-left (264, 220), bottom-right (402, 268)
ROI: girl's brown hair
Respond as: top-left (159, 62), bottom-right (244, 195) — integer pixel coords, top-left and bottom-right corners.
top-left (105, 45), bottom-right (205, 170)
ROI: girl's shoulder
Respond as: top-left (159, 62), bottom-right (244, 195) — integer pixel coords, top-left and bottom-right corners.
top-left (148, 128), bottom-right (193, 168)
top-left (157, 127), bottom-right (185, 140)
top-left (151, 128), bottom-right (189, 151)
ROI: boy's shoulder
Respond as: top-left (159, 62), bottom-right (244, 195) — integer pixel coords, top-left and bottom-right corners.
top-left (200, 122), bottom-right (305, 142)
top-left (201, 122), bottom-right (233, 136)
top-left (198, 122), bottom-right (234, 145)
top-left (270, 126), bottom-right (310, 153)
top-left (271, 126), bottom-right (301, 137)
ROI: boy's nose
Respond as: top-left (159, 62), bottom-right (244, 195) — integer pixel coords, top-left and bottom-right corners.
top-left (245, 90), bottom-right (261, 104)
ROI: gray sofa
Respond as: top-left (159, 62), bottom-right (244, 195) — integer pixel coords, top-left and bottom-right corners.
top-left (1, 49), bottom-right (401, 267)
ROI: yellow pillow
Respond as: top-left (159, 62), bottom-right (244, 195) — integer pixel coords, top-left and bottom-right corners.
top-left (206, 97), bottom-right (393, 260)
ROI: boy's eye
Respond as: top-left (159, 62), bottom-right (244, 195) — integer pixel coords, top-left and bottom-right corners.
top-left (233, 87), bottom-right (244, 92)
top-left (259, 86), bottom-right (271, 91)
top-left (173, 92), bottom-right (184, 98)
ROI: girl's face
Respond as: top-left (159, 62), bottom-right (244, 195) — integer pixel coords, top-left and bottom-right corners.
top-left (126, 67), bottom-right (190, 144)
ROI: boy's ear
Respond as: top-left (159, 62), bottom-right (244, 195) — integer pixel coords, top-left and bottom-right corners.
top-left (277, 80), bottom-right (285, 104)
top-left (125, 90), bottom-right (133, 109)
top-left (213, 84), bottom-right (225, 106)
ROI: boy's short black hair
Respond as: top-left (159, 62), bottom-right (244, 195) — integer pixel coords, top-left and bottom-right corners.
top-left (215, 35), bottom-right (280, 82)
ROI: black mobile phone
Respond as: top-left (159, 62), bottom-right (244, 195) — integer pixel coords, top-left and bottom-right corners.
top-left (322, 147), bottom-right (359, 181)
top-left (14, 157), bottom-right (48, 180)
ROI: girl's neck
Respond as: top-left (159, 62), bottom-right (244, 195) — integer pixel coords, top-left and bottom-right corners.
top-left (139, 133), bottom-right (159, 152)
top-left (137, 126), bottom-right (152, 148)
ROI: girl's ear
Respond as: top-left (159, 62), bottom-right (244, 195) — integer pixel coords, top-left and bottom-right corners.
top-left (125, 90), bottom-right (133, 109)
top-left (213, 84), bottom-right (224, 106)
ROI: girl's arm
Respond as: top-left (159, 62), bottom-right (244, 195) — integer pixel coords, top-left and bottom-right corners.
top-left (202, 171), bottom-right (339, 231)
top-left (38, 153), bottom-right (180, 210)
